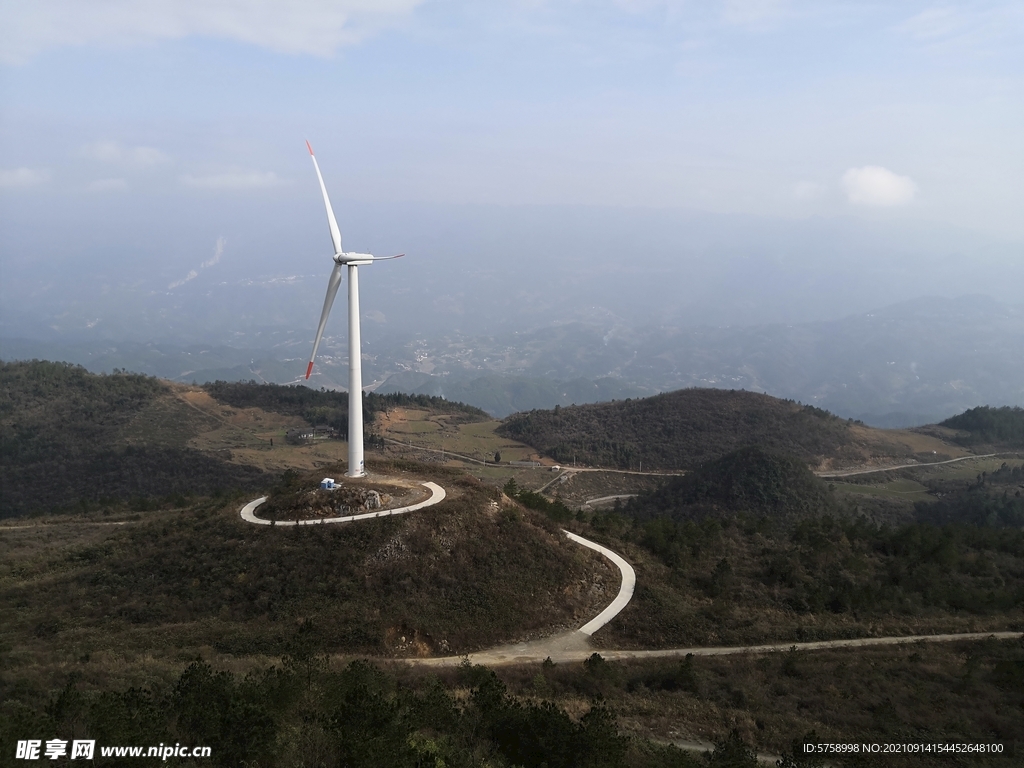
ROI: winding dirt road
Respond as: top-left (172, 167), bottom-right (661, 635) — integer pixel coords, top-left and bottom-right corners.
top-left (817, 453), bottom-right (1001, 478)
top-left (239, 485), bottom-right (1021, 669)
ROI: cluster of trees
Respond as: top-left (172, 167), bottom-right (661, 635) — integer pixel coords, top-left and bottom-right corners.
top-left (1, 660), bottom-right (629, 768)
top-left (1, 656), bottom-right (835, 768)
top-left (1, 360), bottom-right (161, 465)
top-left (617, 507), bottom-right (1024, 624)
top-left (497, 389), bottom-right (856, 470)
top-left (917, 487), bottom-right (1024, 528)
top-left (502, 478), bottom-right (574, 522)
top-left (622, 447), bottom-right (838, 523)
top-left (0, 361), bottom-right (263, 517)
top-left (941, 405), bottom-right (1024, 447)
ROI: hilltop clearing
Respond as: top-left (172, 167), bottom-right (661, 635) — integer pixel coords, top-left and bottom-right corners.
top-left (204, 380), bottom-right (488, 433)
top-left (498, 388), bottom-right (971, 472)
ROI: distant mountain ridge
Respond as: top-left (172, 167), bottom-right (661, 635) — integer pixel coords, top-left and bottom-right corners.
top-left (5, 295), bottom-right (1023, 424)
top-left (376, 372), bottom-right (646, 418)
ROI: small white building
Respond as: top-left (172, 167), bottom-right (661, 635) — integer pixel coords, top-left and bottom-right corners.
top-left (320, 478), bottom-right (337, 490)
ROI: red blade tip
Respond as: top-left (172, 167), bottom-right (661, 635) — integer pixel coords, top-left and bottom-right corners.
top-left (305, 140), bottom-right (314, 156)
top-left (305, 361), bottom-right (314, 379)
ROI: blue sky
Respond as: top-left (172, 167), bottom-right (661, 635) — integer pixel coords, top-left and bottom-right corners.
top-left (1, 1), bottom-right (1022, 343)
top-left (3, 1), bottom-right (1021, 225)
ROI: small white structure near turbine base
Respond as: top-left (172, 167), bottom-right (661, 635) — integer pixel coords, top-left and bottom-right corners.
top-left (320, 478), bottom-right (337, 490)
top-left (302, 141), bottom-right (403, 478)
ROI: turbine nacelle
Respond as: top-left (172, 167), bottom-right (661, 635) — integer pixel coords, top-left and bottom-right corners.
top-left (334, 252), bottom-right (374, 265)
top-left (333, 252), bottom-right (404, 265)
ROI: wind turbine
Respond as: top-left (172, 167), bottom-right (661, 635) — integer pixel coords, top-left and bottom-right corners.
top-left (304, 141), bottom-right (402, 478)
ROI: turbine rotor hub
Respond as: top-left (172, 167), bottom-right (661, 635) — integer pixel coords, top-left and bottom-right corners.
top-left (333, 252), bottom-right (374, 265)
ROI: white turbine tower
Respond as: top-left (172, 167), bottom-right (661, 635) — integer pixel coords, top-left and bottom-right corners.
top-left (304, 141), bottom-right (402, 478)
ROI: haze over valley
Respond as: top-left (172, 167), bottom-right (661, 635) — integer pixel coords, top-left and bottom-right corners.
top-left (4, 194), bottom-right (1023, 424)
top-left (3, 1), bottom-right (1023, 425)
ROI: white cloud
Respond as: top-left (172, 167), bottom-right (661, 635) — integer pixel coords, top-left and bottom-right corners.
top-left (842, 166), bottom-right (917, 207)
top-left (0, 167), bottom-right (51, 187)
top-left (1, 0), bottom-right (424, 64)
top-left (88, 177), bottom-right (129, 192)
top-left (180, 171), bottom-right (285, 189)
top-left (82, 141), bottom-right (170, 168)
top-left (169, 237), bottom-right (226, 289)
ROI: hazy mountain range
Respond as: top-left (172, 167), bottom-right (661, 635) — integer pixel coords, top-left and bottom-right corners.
top-left (5, 203), bottom-right (1022, 425)
top-left (4, 294), bottom-right (1022, 427)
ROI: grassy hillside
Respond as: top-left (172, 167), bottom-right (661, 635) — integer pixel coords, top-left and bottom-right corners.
top-left (0, 361), bottom-right (266, 517)
top-left (498, 388), bottom-right (860, 470)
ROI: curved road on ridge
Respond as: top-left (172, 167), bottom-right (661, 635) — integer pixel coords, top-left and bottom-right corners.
top-left (241, 482), bottom-right (446, 526)
top-left (239, 484), bottom-right (1021, 668)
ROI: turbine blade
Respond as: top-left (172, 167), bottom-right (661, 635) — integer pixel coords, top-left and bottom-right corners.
top-left (306, 262), bottom-right (343, 379)
top-left (306, 141), bottom-right (342, 255)
top-left (371, 253), bottom-right (404, 261)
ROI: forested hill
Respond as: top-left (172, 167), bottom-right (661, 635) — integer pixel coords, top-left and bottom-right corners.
top-left (497, 388), bottom-right (859, 470)
top-left (0, 363), bottom-right (490, 516)
top-left (0, 361), bottom-right (265, 517)
top-left (940, 405), bottom-right (1024, 448)
top-left (622, 446), bottom-right (838, 523)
